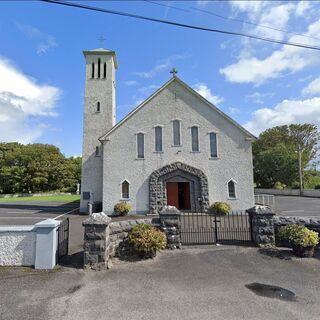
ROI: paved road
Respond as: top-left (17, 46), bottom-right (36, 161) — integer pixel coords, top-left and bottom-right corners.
top-left (0, 201), bottom-right (80, 225)
top-left (275, 196), bottom-right (320, 216)
top-left (1, 246), bottom-right (319, 320)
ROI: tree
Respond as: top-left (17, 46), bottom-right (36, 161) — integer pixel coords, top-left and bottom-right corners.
top-left (0, 143), bottom-right (82, 194)
top-left (253, 124), bottom-right (319, 188)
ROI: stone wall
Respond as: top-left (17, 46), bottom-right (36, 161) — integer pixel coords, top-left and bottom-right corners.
top-left (274, 216), bottom-right (320, 234)
top-left (109, 218), bottom-right (159, 258)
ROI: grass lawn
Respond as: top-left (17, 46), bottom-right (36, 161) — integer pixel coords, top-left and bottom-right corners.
top-left (0, 194), bottom-right (80, 203)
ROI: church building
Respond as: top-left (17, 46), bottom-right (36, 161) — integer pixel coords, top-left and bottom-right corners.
top-left (80, 48), bottom-right (256, 214)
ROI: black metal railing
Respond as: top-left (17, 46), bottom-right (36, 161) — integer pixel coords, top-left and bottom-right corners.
top-left (56, 218), bottom-right (69, 263)
top-left (180, 211), bottom-right (252, 245)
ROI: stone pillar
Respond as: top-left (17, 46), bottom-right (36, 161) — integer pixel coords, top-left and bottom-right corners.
top-left (35, 219), bottom-right (60, 269)
top-left (159, 206), bottom-right (181, 249)
top-left (246, 205), bottom-right (275, 247)
top-left (83, 212), bottom-right (111, 270)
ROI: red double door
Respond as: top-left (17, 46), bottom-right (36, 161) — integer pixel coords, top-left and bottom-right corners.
top-left (166, 182), bottom-right (191, 210)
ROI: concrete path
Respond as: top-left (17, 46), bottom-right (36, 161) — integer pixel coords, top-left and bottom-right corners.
top-left (1, 246), bottom-right (319, 320)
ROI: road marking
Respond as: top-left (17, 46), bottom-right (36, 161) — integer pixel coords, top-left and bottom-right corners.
top-left (54, 207), bottom-right (79, 220)
top-left (281, 210), bottom-right (305, 213)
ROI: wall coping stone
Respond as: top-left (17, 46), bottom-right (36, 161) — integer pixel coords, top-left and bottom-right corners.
top-left (83, 212), bottom-right (111, 226)
top-left (246, 205), bottom-right (274, 216)
top-left (0, 225), bottom-right (35, 232)
top-left (159, 206), bottom-right (181, 216)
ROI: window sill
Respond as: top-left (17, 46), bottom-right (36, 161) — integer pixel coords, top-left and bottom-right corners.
top-left (135, 157), bottom-right (145, 160)
top-left (228, 197), bottom-right (237, 200)
top-left (171, 145), bottom-right (182, 147)
top-left (120, 198), bottom-right (131, 201)
top-left (153, 151), bottom-right (164, 154)
top-left (209, 157), bottom-right (219, 160)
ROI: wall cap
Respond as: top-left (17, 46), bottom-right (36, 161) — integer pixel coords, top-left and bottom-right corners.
top-left (246, 205), bottom-right (275, 216)
top-left (159, 205), bottom-right (181, 216)
top-left (83, 212), bottom-right (111, 226)
top-left (0, 225), bottom-right (35, 232)
top-left (35, 219), bottom-right (60, 228)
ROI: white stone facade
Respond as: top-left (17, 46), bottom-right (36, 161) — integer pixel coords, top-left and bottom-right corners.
top-left (81, 49), bottom-right (255, 214)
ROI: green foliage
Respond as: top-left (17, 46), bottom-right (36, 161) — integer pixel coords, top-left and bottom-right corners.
top-left (278, 224), bottom-right (319, 248)
top-left (208, 202), bottom-right (231, 215)
top-left (113, 202), bottom-right (132, 216)
top-left (274, 181), bottom-right (286, 190)
top-left (128, 223), bottom-right (167, 257)
top-left (315, 185), bottom-right (320, 190)
top-left (253, 124), bottom-right (320, 188)
top-left (303, 170), bottom-right (320, 189)
top-left (0, 143), bottom-right (81, 194)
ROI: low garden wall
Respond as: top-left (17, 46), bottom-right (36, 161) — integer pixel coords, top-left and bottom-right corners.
top-left (274, 216), bottom-right (320, 234)
top-left (255, 188), bottom-right (320, 198)
top-left (0, 219), bottom-right (60, 269)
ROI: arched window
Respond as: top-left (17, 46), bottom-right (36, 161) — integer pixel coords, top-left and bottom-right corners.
top-left (191, 126), bottom-right (199, 152)
top-left (95, 146), bottom-right (100, 157)
top-left (172, 120), bottom-right (181, 146)
top-left (97, 58), bottom-right (101, 78)
top-left (209, 132), bottom-right (218, 158)
top-left (91, 62), bottom-right (95, 78)
top-left (122, 180), bottom-right (130, 199)
top-left (155, 126), bottom-right (163, 152)
top-left (228, 180), bottom-right (236, 199)
top-left (103, 63), bottom-right (107, 78)
top-left (97, 102), bottom-right (100, 112)
top-left (137, 133), bottom-right (145, 159)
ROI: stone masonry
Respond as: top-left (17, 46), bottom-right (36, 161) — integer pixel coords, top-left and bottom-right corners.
top-left (247, 205), bottom-right (275, 247)
top-left (83, 212), bottom-right (111, 270)
top-left (159, 206), bottom-right (182, 249)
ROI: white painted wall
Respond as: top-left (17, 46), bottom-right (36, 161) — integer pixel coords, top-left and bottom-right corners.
top-left (102, 79), bottom-right (254, 214)
top-left (0, 226), bottom-right (36, 266)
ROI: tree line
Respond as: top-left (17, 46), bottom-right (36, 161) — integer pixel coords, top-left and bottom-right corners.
top-left (253, 124), bottom-right (320, 189)
top-left (0, 143), bottom-right (81, 194)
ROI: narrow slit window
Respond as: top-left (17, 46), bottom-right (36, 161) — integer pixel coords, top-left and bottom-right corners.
top-left (97, 58), bottom-right (101, 78)
top-left (155, 126), bottom-right (163, 152)
top-left (97, 102), bottom-right (100, 112)
top-left (191, 126), bottom-right (199, 152)
top-left (91, 62), bottom-right (95, 78)
top-left (103, 63), bottom-right (107, 78)
top-left (228, 180), bottom-right (236, 199)
top-left (137, 133), bottom-right (145, 159)
top-left (210, 132), bottom-right (218, 158)
top-left (95, 146), bottom-right (100, 156)
top-left (173, 120), bottom-right (181, 146)
top-left (122, 181), bottom-right (130, 199)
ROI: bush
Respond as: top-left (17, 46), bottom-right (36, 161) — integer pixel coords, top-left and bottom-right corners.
top-left (315, 184), bottom-right (320, 190)
top-left (208, 202), bottom-right (231, 215)
top-left (113, 202), bottom-right (132, 216)
top-left (128, 223), bottom-right (167, 258)
top-left (278, 224), bottom-right (319, 248)
top-left (274, 181), bottom-right (286, 190)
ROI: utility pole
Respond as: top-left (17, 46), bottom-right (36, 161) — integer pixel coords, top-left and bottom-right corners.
top-left (298, 145), bottom-right (303, 196)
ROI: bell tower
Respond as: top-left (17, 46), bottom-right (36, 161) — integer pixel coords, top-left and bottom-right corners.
top-left (80, 48), bottom-right (117, 212)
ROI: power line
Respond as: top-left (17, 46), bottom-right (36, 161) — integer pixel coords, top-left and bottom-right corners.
top-left (190, 7), bottom-right (320, 42)
top-left (144, 1), bottom-right (320, 42)
top-left (40, 0), bottom-right (320, 51)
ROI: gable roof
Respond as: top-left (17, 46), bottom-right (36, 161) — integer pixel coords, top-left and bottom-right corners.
top-left (99, 76), bottom-right (256, 141)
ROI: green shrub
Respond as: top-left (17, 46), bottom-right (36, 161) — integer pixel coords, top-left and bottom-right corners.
top-left (128, 223), bottom-right (167, 257)
top-left (113, 202), bottom-right (132, 216)
top-left (315, 184), bottom-right (320, 190)
top-left (278, 224), bottom-right (319, 248)
top-left (208, 202), bottom-right (231, 215)
top-left (274, 181), bottom-right (286, 190)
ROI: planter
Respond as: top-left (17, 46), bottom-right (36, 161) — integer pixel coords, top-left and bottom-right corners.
top-left (292, 245), bottom-right (315, 258)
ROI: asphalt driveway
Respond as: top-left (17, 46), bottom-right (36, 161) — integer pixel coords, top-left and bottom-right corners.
top-left (1, 246), bottom-right (319, 320)
top-left (275, 196), bottom-right (320, 216)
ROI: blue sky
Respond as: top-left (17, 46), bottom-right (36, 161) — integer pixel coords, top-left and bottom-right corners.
top-left (1, 0), bottom-right (320, 157)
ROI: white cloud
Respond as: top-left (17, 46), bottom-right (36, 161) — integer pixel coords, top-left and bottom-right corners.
top-left (16, 23), bottom-right (58, 55)
top-left (132, 54), bottom-right (187, 79)
top-left (244, 97), bottom-right (320, 135)
top-left (302, 77), bottom-right (320, 96)
top-left (220, 19), bottom-right (320, 85)
top-left (193, 83), bottom-right (224, 105)
top-left (123, 80), bottom-right (138, 86)
top-left (246, 92), bottom-right (274, 104)
top-left (0, 57), bottom-right (61, 143)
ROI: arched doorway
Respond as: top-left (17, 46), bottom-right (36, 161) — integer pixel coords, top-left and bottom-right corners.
top-left (149, 162), bottom-right (209, 213)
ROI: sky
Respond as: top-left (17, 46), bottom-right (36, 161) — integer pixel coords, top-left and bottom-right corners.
top-left (0, 0), bottom-right (320, 157)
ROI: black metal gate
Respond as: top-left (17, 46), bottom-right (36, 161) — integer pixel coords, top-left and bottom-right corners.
top-left (180, 211), bottom-right (252, 245)
top-left (56, 218), bottom-right (69, 263)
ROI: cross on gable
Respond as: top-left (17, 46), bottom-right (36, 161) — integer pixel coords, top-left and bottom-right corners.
top-left (98, 36), bottom-right (106, 45)
top-left (170, 68), bottom-right (178, 77)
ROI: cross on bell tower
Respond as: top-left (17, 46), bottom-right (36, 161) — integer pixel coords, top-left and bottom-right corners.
top-left (98, 36), bottom-right (106, 46)
top-left (170, 67), bottom-right (178, 77)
